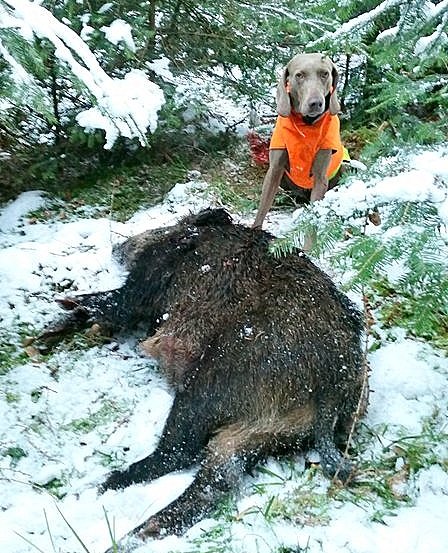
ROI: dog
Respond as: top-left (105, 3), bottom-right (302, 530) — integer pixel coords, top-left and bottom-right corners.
top-left (253, 53), bottom-right (344, 228)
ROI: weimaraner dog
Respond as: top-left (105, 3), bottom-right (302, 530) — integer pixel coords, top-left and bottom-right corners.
top-left (253, 53), bottom-right (342, 228)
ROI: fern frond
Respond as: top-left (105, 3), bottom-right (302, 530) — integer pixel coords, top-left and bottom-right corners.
top-left (270, 228), bottom-right (305, 258)
top-left (384, 201), bottom-right (440, 230)
top-left (337, 234), bottom-right (391, 291)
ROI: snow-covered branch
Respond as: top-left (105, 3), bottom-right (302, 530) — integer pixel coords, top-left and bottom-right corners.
top-left (415, 11), bottom-right (448, 55)
top-left (0, 0), bottom-right (164, 148)
top-left (413, 0), bottom-right (448, 55)
top-left (309, 0), bottom-right (404, 47)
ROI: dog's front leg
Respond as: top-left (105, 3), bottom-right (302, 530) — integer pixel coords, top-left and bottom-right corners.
top-left (303, 149), bottom-right (332, 251)
top-left (310, 149), bottom-right (331, 202)
top-left (253, 148), bottom-right (288, 228)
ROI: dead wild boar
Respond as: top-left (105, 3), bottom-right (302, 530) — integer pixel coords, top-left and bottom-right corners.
top-left (39, 208), bottom-right (366, 540)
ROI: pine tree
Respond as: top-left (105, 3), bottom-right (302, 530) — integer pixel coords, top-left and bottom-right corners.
top-left (312, 0), bottom-right (448, 149)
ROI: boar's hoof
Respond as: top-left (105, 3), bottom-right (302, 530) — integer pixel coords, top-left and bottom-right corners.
top-left (141, 334), bottom-right (193, 365)
top-left (137, 514), bottom-right (182, 540)
top-left (138, 519), bottom-right (163, 539)
top-left (139, 516), bottom-right (188, 540)
top-left (99, 469), bottom-right (130, 493)
top-left (321, 455), bottom-right (354, 484)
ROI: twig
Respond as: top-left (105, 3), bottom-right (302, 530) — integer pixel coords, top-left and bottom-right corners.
top-left (54, 503), bottom-right (92, 553)
top-left (342, 290), bottom-right (372, 460)
top-left (44, 508), bottom-right (57, 553)
top-left (331, 211), bottom-right (372, 485)
top-left (14, 532), bottom-right (46, 553)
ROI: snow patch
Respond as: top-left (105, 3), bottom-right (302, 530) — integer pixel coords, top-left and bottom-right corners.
top-left (0, 190), bottom-right (47, 232)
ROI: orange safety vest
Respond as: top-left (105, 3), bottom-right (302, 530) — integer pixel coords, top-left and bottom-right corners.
top-left (270, 111), bottom-right (344, 189)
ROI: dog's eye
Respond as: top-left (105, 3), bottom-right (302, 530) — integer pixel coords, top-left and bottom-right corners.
top-left (320, 71), bottom-right (330, 80)
top-left (295, 72), bottom-right (305, 80)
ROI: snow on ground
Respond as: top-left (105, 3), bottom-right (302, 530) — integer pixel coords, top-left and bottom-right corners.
top-left (0, 148), bottom-right (448, 553)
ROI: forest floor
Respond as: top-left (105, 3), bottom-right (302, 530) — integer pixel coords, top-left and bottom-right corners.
top-left (0, 144), bottom-right (447, 553)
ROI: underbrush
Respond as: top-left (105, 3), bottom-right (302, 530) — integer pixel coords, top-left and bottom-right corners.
top-left (0, 324), bottom-right (38, 375)
top-left (16, 158), bottom-right (189, 223)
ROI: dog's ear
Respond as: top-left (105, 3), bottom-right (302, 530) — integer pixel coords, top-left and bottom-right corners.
top-left (329, 61), bottom-right (341, 115)
top-left (276, 66), bottom-right (291, 117)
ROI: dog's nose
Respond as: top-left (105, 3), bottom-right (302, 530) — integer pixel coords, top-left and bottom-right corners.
top-left (307, 98), bottom-right (324, 114)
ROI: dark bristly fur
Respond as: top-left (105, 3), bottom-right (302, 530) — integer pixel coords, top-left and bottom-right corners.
top-left (39, 208), bottom-right (366, 544)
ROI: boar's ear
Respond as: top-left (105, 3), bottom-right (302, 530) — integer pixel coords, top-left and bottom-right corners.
top-left (195, 208), bottom-right (233, 227)
top-left (276, 65), bottom-right (291, 117)
top-left (329, 61), bottom-right (341, 115)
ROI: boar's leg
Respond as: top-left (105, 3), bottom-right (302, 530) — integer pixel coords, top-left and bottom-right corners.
top-left (314, 399), bottom-right (354, 483)
top-left (37, 305), bottom-right (91, 345)
top-left (135, 406), bottom-right (315, 538)
top-left (100, 391), bottom-right (214, 491)
top-left (38, 290), bottom-right (120, 348)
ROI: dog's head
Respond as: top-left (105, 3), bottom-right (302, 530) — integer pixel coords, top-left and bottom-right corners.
top-left (276, 53), bottom-right (340, 118)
